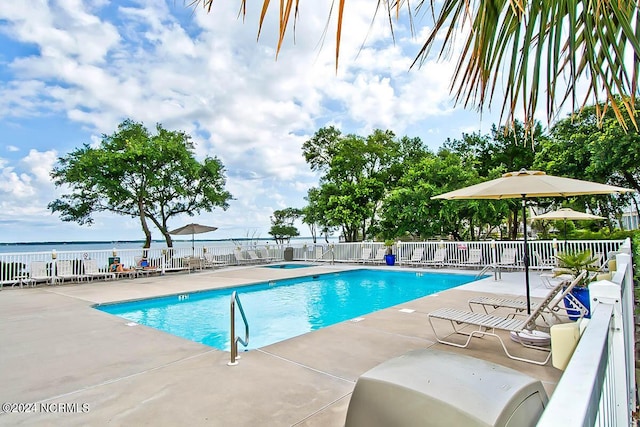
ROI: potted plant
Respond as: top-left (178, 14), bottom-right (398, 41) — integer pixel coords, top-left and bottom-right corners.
top-left (384, 240), bottom-right (396, 266)
top-left (554, 250), bottom-right (600, 320)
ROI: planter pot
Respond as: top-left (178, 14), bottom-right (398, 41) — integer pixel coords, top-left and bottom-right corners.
top-left (385, 254), bottom-right (396, 266)
top-left (563, 286), bottom-right (591, 321)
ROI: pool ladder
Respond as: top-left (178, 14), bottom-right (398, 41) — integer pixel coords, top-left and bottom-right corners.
top-left (228, 291), bottom-right (249, 366)
top-left (476, 264), bottom-right (502, 281)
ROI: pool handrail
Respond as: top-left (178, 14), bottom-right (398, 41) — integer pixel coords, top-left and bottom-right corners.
top-left (229, 291), bottom-right (249, 366)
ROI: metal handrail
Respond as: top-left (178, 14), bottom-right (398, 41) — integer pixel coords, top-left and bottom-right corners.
top-left (228, 291), bottom-right (249, 366)
top-left (475, 264), bottom-right (502, 281)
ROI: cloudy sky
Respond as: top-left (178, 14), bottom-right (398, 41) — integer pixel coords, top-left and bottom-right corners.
top-left (0, 0), bottom-right (506, 243)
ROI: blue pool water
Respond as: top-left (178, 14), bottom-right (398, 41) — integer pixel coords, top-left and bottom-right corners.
top-left (96, 269), bottom-right (479, 351)
top-left (263, 263), bottom-right (314, 269)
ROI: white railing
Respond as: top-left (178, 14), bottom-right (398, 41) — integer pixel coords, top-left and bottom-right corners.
top-left (0, 243), bottom-right (285, 286)
top-left (537, 240), bottom-right (636, 426)
top-left (293, 240), bottom-right (624, 268)
top-left (0, 239), bottom-right (625, 286)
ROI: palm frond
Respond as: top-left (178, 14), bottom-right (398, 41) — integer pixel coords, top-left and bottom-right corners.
top-left (190, 0), bottom-right (640, 132)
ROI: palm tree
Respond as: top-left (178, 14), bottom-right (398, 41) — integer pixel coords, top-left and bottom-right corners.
top-left (191, 1), bottom-right (640, 132)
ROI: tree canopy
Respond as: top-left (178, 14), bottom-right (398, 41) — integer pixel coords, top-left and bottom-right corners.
top-left (49, 119), bottom-right (233, 247)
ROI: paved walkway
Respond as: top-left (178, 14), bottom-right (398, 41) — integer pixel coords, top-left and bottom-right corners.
top-left (0, 264), bottom-right (562, 426)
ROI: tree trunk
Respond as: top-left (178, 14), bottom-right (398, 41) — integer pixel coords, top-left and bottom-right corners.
top-left (138, 199), bottom-right (152, 248)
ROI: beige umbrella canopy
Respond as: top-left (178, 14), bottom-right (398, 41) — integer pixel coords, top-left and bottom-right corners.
top-left (432, 169), bottom-right (633, 200)
top-left (169, 223), bottom-right (218, 254)
top-left (531, 208), bottom-right (605, 242)
top-left (433, 169), bottom-right (634, 313)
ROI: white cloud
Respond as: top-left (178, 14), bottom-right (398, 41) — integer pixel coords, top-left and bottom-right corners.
top-left (0, 0), bottom-right (504, 242)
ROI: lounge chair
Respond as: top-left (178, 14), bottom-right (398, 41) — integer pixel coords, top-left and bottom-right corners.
top-left (497, 247), bottom-right (519, 270)
top-left (427, 273), bottom-right (589, 365)
top-left (56, 260), bottom-right (88, 283)
top-left (259, 248), bottom-right (278, 262)
top-left (29, 261), bottom-right (52, 286)
top-left (467, 271), bottom-right (588, 328)
top-left (246, 250), bottom-right (267, 264)
top-left (532, 251), bottom-right (556, 271)
top-left (423, 248), bottom-right (446, 267)
top-left (82, 259), bottom-right (115, 281)
top-left (366, 248), bottom-right (387, 265)
top-left (459, 248), bottom-right (482, 268)
top-left (233, 249), bottom-right (255, 265)
top-left (203, 253), bottom-right (227, 268)
top-left (403, 247), bottom-right (425, 267)
top-left (351, 248), bottom-right (372, 264)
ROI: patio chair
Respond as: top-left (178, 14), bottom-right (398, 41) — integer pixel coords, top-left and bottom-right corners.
top-left (233, 249), bottom-right (254, 265)
top-left (82, 259), bottom-right (115, 281)
top-left (423, 248), bottom-right (447, 268)
top-left (459, 248), bottom-right (482, 268)
top-left (467, 271), bottom-right (588, 329)
top-left (246, 250), bottom-right (267, 264)
top-left (497, 247), bottom-right (519, 270)
top-left (351, 248), bottom-right (372, 264)
top-left (532, 251), bottom-right (556, 271)
top-left (12, 261), bottom-right (50, 287)
top-left (365, 248), bottom-right (386, 265)
top-left (427, 274), bottom-right (587, 365)
top-left (403, 247), bottom-right (425, 267)
top-left (56, 260), bottom-right (89, 284)
top-left (259, 248), bottom-right (278, 262)
top-left (203, 253), bottom-right (227, 268)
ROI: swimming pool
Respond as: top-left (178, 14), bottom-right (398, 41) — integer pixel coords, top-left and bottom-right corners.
top-left (96, 269), bottom-right (479, 351)
top-left (263, 263), bottom-right (314, 269)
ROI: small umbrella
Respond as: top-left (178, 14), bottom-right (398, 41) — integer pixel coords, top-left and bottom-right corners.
top-left (433, 169), bottom-right (633, 314)
top-left (531, 208), bottom-right (605, 242)
top-left (168, 223), bottom-right (218, 255)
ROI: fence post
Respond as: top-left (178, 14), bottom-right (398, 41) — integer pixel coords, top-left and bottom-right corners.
top-left (590, 276), bottom-right (630, 425)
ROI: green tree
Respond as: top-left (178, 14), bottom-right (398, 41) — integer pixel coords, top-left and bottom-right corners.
top-left (302, 127), bottom-right (408, 241)
top-left (49, 119), bottom-right (233, 247)
top-left (269, 208), bottom-right (301, 244)
top-left (445, 121), bottom-right (545, 239)
top-left (534, 98), bottom-right (639, 228)
top-left (193, 1), bottom-right (640, 132)
top-left (380, 149), bottom-right (505, 241)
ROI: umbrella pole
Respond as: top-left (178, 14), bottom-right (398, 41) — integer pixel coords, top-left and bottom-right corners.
top-left (522, 197), bottom-right (532, 315)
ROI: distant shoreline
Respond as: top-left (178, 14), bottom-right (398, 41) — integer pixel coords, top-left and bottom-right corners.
top-left (0, 237), bottom-right (335, 246)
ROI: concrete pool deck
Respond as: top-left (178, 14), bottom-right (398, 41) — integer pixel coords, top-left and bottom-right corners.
top-left (1, 264), bottom-right (563, 426)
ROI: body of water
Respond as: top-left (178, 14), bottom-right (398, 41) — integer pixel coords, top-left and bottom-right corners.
top-left (0, 237), bottom-right (338, 254)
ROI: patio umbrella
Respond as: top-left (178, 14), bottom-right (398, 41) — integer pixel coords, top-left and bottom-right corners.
top-left (531, 208), bottom-right (605, 242)
top-left (168, 223), bottom-right (218, 255)
top-left (432, 169), bottom-right (633, 314)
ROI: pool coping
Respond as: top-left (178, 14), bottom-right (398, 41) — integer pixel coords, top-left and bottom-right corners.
top-left (0, 264), bottom-right (563, 425)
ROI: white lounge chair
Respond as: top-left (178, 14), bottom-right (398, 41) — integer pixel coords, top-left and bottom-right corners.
top-left (459, 248), bottom-right (482, 268)
top-left (247, 250), bottom-right (267, 264)
top-left (532, 251), bottom-right (556, 271)
top-left (427, 274), bottom-right (588, 365)
top-left (56, 260), bottom-right (88, 283)
top-left (467, 271), bottom-right (588, 328)
top-left (233, 249), bottom-right (255, 265)
top-left (423, 248), bottom-right (446, 267)
top-left (29, 261), bottom-right (51, 285)
top-left (366, 248), bottom-right (387, 265)
top-left (203, 253), bottom-right (227, 268)
top-left (403, 247), bottom-right (425, 267)
top-left (497, 247), bottom-right (519, 270)
top-left (259, 248), bottom-right (278, 262)
top-left (351, 248), bottom-right (372, 264)
top-left (82, 259), bottom-right (115, 281)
